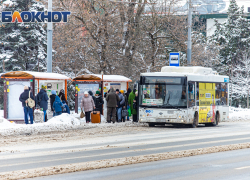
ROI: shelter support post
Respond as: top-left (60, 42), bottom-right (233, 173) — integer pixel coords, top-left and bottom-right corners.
top-left (4, 79), bottom-right (7, 119)
top-left (65, 80), bottom-right (67, 100)
top-left (127, 82), bottom-right (129, 91)
top-left (37, 79), bottom-right (39, 94)
top-left (75, 80), bottom-right (78, 114)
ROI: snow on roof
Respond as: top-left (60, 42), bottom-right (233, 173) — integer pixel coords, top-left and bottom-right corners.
top-left (74, 74), bottom-right (132, 82)
top-left (1, 71), bottom-right (71, 80)
top-left (161, 66), bottom-right (214, 75)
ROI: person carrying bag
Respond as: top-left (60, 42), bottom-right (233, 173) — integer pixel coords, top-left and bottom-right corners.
top-left (80, 108), bottom-right (85, 118)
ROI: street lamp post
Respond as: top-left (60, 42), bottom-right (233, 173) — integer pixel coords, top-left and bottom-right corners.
top-left (47, 0), bottom-right (53, 72)
top-left (187, 0), bottom-right (192, 65)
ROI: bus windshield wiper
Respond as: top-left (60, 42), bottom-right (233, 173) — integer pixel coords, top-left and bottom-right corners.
top-left (162, 103), bottom-right (175, 108)
top-left (162, 103), bottom-right (180, 109)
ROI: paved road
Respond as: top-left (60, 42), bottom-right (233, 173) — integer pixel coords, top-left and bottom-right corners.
top-left (31, 148), bottom-right (250, 180)
top-left (1, 122), bottom-right (250, 176)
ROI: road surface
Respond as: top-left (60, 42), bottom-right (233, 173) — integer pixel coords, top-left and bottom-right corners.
top-left (31, 148), bottom-right (250, 180)
top-left (1, 122), bottom-right (250, 178)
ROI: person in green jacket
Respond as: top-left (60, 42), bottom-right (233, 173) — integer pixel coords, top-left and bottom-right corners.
top-left (128, 89), bottom-right (138, 122)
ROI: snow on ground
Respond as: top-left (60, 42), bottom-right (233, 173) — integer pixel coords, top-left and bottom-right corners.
top-left (0, 113), bottom-right (81, 136)
top-left (229, 107), bottom-right (250, 121)
top-left (0, 112), bottom-right (147, 137)
top-left (0, 106), bottom-right (249, 137)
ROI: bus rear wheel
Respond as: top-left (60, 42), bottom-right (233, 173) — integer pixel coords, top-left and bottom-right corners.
top-left (148, 123), bottom-right (156, 127)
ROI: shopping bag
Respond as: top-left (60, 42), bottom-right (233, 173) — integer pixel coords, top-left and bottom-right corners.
top-left (122, 110), bottom-right (129, 117)
top-left (80, 109), bottom-right (85, 118)
top-left (128, 107), bottom-right (131, 117)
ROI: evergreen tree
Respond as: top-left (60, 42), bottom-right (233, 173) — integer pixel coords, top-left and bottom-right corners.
top-left (208, 0), bottom-right (250, 106)
top-left (0, 0), bottom-right (47, 72)
top-left (210, 0), bottom-right (250, 75)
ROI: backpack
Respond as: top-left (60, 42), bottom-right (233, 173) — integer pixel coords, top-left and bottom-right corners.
top-left (27, 91), bottom-right (35, 108)
top-left (62, 102), bottom-right (67, 112)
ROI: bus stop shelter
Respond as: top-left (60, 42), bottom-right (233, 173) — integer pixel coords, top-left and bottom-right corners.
top-left (73, 74), bottom-right (132, 114)
top-left (1, 71), bottom-right (71, 123)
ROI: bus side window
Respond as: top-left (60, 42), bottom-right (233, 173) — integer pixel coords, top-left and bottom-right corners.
top-left (188, 82), bottom-right (195, 107)
top-left (216, 83), bottom-right (221, 105)
top-left (221, 83), bottom-right (228, 105)
top-left (196, 83), bottom-right (199, 106)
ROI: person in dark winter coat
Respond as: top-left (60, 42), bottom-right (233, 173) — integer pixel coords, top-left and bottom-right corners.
top-left (19, 86), bottom-right (35, 124)
top-left (95, 91), bottom-right (104, 114)
top-left (88, 90), bottom-right (96, 106)
top-left (120, 90), bottom-right (127, 122)
top-left (58, 89), bottom-right (68, 105)
top-left (36, 88), bottom-right (49, 122)
top-left (62, 100), bottom-right (70, 114)
top-left (53, 96), bottom-right (63, 116)
top-left (50, 90), bottom-right (57, 116)
top-left (133, 92), bottom-right (139, 122)
top-left (125, 88), bottom-right (132, 121)
top-left (116, 89), bottom-right (125, 122)
top-left (106, 88), bottom-right (120, 123)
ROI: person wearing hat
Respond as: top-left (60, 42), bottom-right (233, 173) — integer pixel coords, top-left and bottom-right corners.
top-left (36, 86), bottom-right (49, 122)
top-left (128, 89), bottom-right (138, 122)
top-left (125, 88), bottom-right (132, 121)
top-left (50, 90), bottom-right (57, 116)
top-left (115, 89), bottom-right (125, 122)
top-left (59, 89), bottom-right (68, 105)
top-left (81, 91), bottom-right (95, 123)
top-left (95, 91), bottom-right (104, 119)
top-left (19, 86), bottom-right (35, 124)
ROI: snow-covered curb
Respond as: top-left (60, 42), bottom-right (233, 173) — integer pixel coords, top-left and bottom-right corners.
top-left (1, 142), bottom-right (250, 180)
top-left (0, 113), bottom-right (148, 137)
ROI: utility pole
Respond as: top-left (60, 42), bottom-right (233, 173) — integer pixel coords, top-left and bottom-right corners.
top-left (47, 0), bottom-right (53, 72)
top-left (187, 0), bottom-right (192, 65)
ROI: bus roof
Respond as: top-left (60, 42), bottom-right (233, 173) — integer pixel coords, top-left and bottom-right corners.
top-left (141, 66), bottom-right (229, 83)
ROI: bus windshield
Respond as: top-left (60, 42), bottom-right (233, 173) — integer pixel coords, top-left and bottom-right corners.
top-left (139, 77), bottom-right (187, 108)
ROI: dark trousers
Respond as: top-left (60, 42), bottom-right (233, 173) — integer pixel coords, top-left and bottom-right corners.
top-left (133, 114), bottom-right (138, 122)
top-left (107, 107), bottom-right (116, 123)
top-left (24, 106), bottom-right (33, 124)
top-left (85, 111), bottom-right (91, 123)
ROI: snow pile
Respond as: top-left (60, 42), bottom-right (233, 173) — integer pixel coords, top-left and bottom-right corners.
top-left (47, 113), bottom-right (80, 126)
top-left (0, 113), bottom-right (81, 136)
top-left (229, 107), bottom-right (250, 121)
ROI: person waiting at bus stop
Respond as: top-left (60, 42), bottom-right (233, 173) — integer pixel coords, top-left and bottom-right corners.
top-left (19, 86), bottom-right (35, 124)
top-left (106, 88), bottom-right (120, 123)
top-left (53, 96), bottom-right (63, 116)
top-left (81, 91), bottom-right (95, 123)
top-left (128, 89), bottom-right (138, 122)
top-left (36, 86), bottom-right (49, 122)
top-left (116, 89), bottom-right (125, 122)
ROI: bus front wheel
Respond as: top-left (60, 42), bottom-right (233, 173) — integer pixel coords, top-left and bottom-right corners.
top-left (191, 113), bottom-right (198, 128)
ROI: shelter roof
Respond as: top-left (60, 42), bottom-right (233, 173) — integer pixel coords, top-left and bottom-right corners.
top-left (73, 74), bottom-right (132, 82)
top-left (1, 71), bottom-right (71, 80)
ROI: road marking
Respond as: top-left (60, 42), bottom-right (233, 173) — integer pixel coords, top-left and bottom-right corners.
top-left (236, 166), bottom-right (250, 170)
top-left (1, 130), bottom-right (250, 160)
top-left (1, 136), bottom-right (250, 168)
